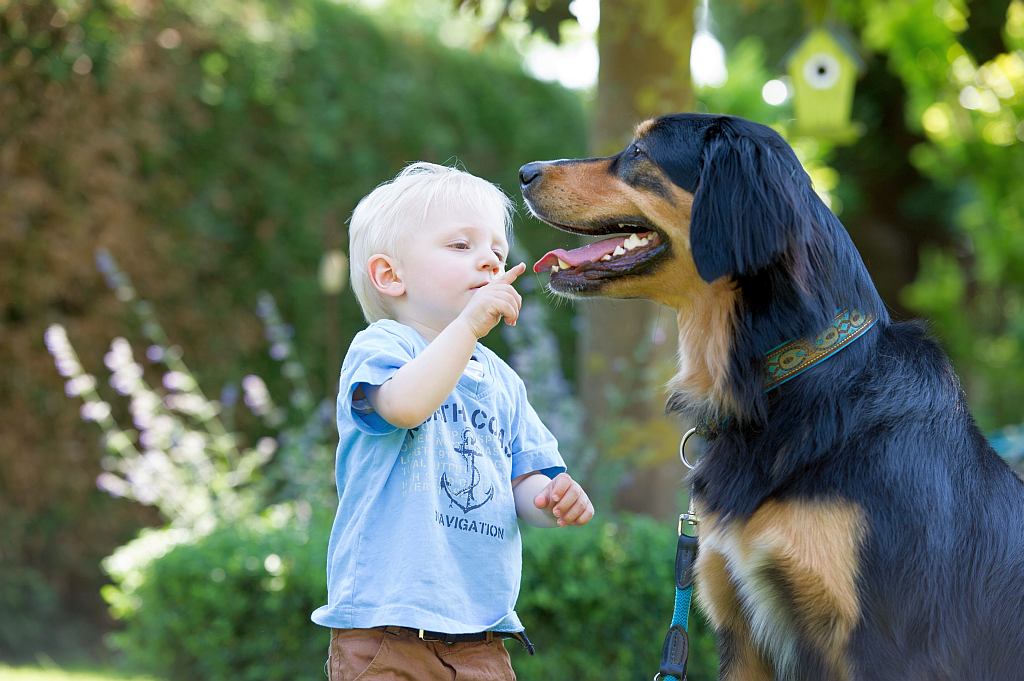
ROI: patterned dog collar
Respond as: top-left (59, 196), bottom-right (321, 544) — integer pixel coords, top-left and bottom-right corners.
top-left (763, 309), bottom-right (877, 392)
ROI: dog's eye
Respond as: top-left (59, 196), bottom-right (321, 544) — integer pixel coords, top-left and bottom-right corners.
top-left (631, 144), bottom-right (644, 158)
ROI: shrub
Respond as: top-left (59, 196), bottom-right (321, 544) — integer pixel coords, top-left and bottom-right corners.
top-left (513, 515), bottom-right (718, 681)
top-left (109, 511), bottom-right (717, 681)
top-left (107, 504), bottom-right (329, 681)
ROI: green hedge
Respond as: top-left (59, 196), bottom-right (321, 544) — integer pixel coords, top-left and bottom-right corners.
top-left (514, 518), bottom-right (718, 681)
top-left (163, 0), bottom-right (589, 385)
top-left (108, 510), bottom-right (717, 681)
top-left (107, 509), bottom-right (329, 681)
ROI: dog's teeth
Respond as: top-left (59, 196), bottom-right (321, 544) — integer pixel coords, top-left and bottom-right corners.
top-left (557, 258), bottom-right (570, 269)
top-left (551, 265), bottom-right (559, 272)
top-left (638, 237), bottom-right (649, 246)
top-left (612, 245), bottom-right (626, 256)
top-left (624, 234), bottom-right (640, 250)
top-left (600, 254), bottom-right (612, 261)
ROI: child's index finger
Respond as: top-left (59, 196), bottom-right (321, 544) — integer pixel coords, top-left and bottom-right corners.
top-left (497, 262), bottom-right (527, 285)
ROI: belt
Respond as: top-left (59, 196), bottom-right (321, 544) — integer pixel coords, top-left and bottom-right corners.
top-left (384, 626), bottom-right (536, 655)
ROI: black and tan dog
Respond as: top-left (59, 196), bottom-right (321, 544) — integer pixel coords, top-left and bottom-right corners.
top-left (519, 113), bottom-right (1024, 681)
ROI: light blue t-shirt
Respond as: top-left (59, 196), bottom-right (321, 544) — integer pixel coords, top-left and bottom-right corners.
top-left (311, 319), bottom-right (566, 633)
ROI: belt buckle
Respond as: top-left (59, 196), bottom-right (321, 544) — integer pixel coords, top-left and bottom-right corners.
top-left (418, 629), bottom-right (449, 644)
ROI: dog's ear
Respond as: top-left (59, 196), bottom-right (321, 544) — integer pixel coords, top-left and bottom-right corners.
top-left (690, 128), bottom-right (811, 282)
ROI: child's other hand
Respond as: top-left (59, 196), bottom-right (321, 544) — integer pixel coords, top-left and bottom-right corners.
top-left (533, 472), bottom-right (595, 527)
top-left (457, 262), bottom-right (526, 338)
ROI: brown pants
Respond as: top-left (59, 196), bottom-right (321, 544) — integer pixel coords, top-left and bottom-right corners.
top-left (328, 627), bottom-right (517, 681)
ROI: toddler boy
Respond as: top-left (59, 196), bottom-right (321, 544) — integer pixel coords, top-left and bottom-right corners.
top-left (311, 162), bottom-right (595, 681)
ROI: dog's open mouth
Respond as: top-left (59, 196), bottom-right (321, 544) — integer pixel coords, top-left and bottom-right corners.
top-left (532, 223), bottom-right (669, 289)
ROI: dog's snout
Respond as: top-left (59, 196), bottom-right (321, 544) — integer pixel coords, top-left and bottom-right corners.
top-left (519, 162), bottom-right (544, 187)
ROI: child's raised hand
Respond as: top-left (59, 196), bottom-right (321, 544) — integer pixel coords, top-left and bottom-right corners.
top-left (457, 262), bottom-right (527, 338)
top-left (533, 472), bottom-right (595, 527)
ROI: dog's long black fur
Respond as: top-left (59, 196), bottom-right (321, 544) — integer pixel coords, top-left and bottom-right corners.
top-left (522, 114), bottom-right (1024, 680)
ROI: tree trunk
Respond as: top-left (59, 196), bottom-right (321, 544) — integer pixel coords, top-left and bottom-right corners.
top-left (582, 0), bottom-right (695, 519)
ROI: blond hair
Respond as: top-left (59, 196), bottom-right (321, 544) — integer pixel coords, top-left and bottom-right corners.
top-left (348, 162), bottom-right (513, 322)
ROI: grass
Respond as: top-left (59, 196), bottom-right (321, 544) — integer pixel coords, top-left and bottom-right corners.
top-left (0, 664), bottom-right (156, 681)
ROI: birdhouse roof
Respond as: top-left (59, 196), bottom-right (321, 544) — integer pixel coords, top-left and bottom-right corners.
top-left (783, 23), bottom-right (866, 74)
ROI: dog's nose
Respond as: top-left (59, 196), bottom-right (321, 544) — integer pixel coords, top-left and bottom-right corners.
top-left (519, 162), bottom-right (544, 187)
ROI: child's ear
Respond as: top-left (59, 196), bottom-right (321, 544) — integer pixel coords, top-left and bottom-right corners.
top-left (367, 254), bottom-right (405, 298)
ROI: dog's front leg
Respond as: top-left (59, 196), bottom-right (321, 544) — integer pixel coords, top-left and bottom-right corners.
top-left (698, 500), bottom-right (866, 680)
top-left (696, 548), bottom-right (774, 680)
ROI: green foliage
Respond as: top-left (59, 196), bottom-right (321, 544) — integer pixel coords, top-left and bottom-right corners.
top-left (106, 510), bottom-right (716, 681)
top-left (697, 38), bottom-right (782, 124)
top-left (0, 558), bottom-right (58, 660)
top-left (864, 0), bottom-right (1024, 428)
top-left (512, 516), bottom-right (718, 681)
top-left (159, 0), bottom-right (588, 385)
top-left (106, 505), bottom-right (328, 681)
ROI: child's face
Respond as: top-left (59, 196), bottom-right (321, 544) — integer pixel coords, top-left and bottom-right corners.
top-left (393, 203), bottom-right (509, 332)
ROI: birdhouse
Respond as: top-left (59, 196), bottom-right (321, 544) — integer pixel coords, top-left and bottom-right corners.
top-left (785, 25), bottom-right (864, 142)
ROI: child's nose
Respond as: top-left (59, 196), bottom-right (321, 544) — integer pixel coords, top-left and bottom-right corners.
top-left (480, 252), bottom-right (501, 273)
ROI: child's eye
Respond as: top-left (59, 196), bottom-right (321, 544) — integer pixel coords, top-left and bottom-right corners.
top-left (493, 251), bottom-right (506, 262)
top-left (450, 241), bottom-right (470, 250)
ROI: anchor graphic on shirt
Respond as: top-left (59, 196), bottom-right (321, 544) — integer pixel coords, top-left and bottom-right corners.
top-left (440, 428), bottom-right (494, 514)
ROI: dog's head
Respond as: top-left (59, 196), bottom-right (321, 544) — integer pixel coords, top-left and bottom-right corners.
top-left (521, 113), bottom-right (824, 304)
top-left (522, 113), bottom-right (886, 417)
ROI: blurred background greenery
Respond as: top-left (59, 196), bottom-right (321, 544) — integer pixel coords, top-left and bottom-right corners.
top-left (4, 0), bottom-right (1024, 679)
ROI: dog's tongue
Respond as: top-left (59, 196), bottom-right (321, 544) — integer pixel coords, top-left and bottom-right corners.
top-left (533, 236), bottom-right (627, 273)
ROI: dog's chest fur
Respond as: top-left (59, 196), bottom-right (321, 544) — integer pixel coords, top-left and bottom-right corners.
top-left (694, 498), bottom-right (866, 680)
